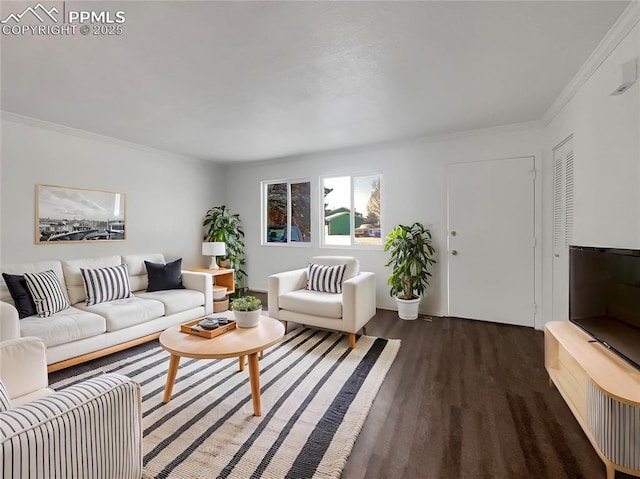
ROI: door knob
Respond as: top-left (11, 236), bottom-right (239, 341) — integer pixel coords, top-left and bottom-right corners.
top-left (451, 250), bottom-right (458, 256)
top-left (451, 231), bottom-right (457, 237)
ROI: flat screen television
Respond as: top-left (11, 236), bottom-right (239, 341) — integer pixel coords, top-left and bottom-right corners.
top-left (569, 246), bottom-right (640, 370)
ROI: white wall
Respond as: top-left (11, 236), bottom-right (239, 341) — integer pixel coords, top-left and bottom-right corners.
top-left (0, 117), bottom-right (225, 268)
top-left (546, 22), bottom-right (640, 249)
top-left (542, 21), bottom-right (640, 325)
top-left (225, 126), bottom-right (544, 323)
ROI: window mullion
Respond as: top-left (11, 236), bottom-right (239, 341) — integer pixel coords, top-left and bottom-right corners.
top-left (350, 176), bottom-right (355, 245)
top-left (287, 182), bottom-right (292, 242)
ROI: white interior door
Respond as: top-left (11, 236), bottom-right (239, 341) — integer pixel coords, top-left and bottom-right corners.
top-left (447, 157), bottom-right (535, 327)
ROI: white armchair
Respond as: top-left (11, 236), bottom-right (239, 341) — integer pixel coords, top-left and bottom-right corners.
top-left (0, 311), bottom-right (142, 479)
top-left (0, 300), bottom-right (20, 342)
top-left (268, 256), bottom-right (376, 348)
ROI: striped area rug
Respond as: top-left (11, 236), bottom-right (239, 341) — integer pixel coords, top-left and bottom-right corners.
top-left (51, 328), bottom-right (400, 479)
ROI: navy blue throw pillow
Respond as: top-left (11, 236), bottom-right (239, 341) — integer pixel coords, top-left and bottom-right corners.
top-left (144, 258), bottom-right (185, 292)
top-left (2, 273), bottom-right (37, 318)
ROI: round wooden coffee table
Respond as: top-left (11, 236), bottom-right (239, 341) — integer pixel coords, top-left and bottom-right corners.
top-left (159, 316), bottom-right (285, 416)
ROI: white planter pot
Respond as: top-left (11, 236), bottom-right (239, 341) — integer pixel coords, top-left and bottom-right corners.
top-left (396, 297), bottom-right (421, 320)
top-left (233, 307), bottom-right (261, 328)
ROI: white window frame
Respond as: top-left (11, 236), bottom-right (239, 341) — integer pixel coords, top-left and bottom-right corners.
top-left (261, 178), bottom-right (312, 247)
top-left (320, 173), bottom-right (383, 250)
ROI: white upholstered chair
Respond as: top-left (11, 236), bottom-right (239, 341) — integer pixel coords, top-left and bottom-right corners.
top-left (268, 256), bottom-right (376, 348)
top-left (0, 303), bottom-right (142, 479)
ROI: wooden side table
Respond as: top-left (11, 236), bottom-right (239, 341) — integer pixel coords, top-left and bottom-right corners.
top-left (190, 268), bottom-right (235, 311)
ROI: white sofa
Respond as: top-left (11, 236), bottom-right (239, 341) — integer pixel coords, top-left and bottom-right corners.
top-left (0, 334), bottom-right (142, 478)
top-left (268, 256), bottom-right (376, 348)
top-left (0, 253), bottom-right (213, 370)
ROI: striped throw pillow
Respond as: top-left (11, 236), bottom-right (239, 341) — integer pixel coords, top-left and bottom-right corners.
top-left (306, 263), bottom-right (347, 294)
top-left (23, 270), bottom-right (70, 318)
top-left (81, 264), bottom-right (133, 306)
top-left (0, 380), bottom-right (11, 412)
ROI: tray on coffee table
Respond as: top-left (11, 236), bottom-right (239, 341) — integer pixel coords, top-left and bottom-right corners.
top-left (180, 317), bottom-right (236, 338)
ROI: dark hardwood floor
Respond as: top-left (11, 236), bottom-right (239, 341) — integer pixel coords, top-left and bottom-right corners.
top-left (343, 310), bottom-right (630, 479)
top-left (49, 306), bottom-right (630, 479)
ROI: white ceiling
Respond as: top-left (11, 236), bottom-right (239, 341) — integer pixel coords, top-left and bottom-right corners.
top-left (1, 1), bottom-right (630, 162)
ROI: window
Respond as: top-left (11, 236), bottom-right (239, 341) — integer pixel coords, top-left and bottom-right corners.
top-left (322, 174), bottom-right (381, 247)
top-left (263, 180), bottom-right (311, 244)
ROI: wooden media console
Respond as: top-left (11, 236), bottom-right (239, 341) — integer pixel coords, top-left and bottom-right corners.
top-left (545, 321), bottom-right (640, 479)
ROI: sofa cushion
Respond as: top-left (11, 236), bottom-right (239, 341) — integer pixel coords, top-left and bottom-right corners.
top-left (24, 270), bottom-right (70, 318)
top-left (279, 289), bottom-right (343, 319)
top-left (311, 256), bottom-right (360, 281)
top-left (11, 388), bottom-right (55, 407)
top-left (122, 254), bottom-right (165, 292)
top-left (19, 306), bottom-right (106, 348)
top-left (62, 256), bottom-right (122, 305)
top-left (75, 297), bottom-right (164, 332)
top-left (135, 289), bottom-right (204, 315)
top-left (0, 337), bottom-right (51, 403)
top-left (81, 264), bottom-right (133, 306)
top-left (2, 273), bottom-right (37, 318)
top-left (145, 259), bottom-right (185, 292)
top-left (307, 263), bottom-right (347, 294)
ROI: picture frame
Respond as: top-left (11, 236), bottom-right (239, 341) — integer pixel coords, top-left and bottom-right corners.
top-left (36, 184), bottom-right (126, 243)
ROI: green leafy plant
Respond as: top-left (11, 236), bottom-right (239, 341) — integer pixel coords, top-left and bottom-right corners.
top-left (203, 205), bottom-right (246, 282)
top-left (231, 295), bottom-right (262, 311)
top-left (384, 222), bottom-right (436, 300)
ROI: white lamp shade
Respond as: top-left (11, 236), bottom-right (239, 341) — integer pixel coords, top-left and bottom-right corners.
top-left (202, 242), bottom-right (226, 256)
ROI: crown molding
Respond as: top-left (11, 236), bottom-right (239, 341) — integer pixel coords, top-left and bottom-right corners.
top-left (543, 1), bottom-right (640, 124)
top-left (1, 110), bottom-right (208, 164)
top-left (3, 109), bottom-right (542, 168)
top-left (234, 119), bottom-right (545, 168)
top-left (409, 119), bottom-right (545, 145)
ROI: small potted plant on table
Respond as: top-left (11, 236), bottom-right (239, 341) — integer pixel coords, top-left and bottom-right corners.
top-left (384, 222), bottom-right (436, 320)
top-left (231, 295), bottom-right (262, 328)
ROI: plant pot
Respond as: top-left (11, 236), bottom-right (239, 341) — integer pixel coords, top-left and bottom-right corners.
top-left (233, 307), bottom-right (261, 328)
top-left (396, 296), bottom-right (421, 320)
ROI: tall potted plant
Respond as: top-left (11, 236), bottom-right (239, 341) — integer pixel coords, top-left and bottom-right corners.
top-left (203, 205), bottom-right (247, 287)
top-left (384, 222), bottom-right (436, 320)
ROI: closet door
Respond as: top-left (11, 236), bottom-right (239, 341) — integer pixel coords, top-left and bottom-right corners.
top-left (552, 135), bottom-right (574, 322)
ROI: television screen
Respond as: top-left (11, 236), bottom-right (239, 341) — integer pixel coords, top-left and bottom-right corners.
top-left (569, 246), bottom-right (640, 370)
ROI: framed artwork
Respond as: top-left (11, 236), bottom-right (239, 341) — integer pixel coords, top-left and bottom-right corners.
top-left (36, 184), bottom-right (126, 243)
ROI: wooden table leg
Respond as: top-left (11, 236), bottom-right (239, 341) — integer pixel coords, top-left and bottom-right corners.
top-left (162, 354), bottom-right (181, 403)
top-left (239, 355), bottom-right (245, 371)
top-left (247, 352), bottom-right (261, 416)
top-left (605, 462), bottom-right (616, 479)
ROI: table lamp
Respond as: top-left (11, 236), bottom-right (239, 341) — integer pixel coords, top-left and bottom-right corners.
top-left (202, 242), bottom-right (226, 269)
